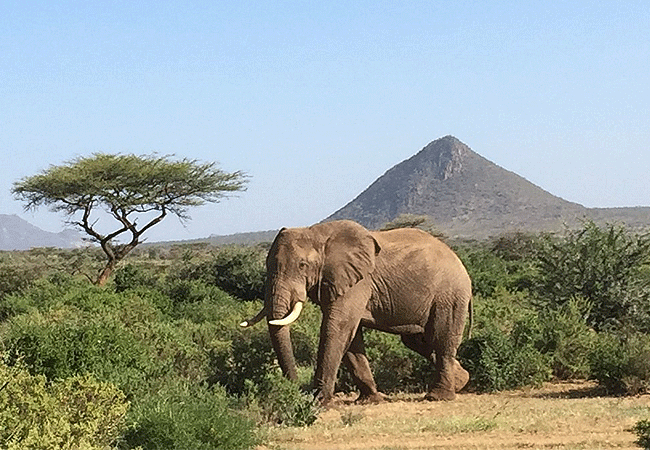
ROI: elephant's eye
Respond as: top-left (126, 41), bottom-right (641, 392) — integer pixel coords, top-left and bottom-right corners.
top-left (298, 261), bottom-right (308, 271)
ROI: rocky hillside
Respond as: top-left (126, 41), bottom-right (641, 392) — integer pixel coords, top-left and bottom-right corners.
top-left (327, 136), bottom-right (650, 238)
top-left (0, 214), bottom-right (83, 250)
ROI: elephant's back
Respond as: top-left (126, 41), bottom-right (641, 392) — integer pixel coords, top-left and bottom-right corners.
top-left (373, 227), bottom-right (471, 294)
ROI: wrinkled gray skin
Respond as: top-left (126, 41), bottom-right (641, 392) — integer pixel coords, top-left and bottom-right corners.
top-left (244, 220), bottom-right (471, 405)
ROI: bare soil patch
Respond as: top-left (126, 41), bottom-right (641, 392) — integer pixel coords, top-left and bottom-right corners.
top-left (262, 381), bottom-right (650, 450)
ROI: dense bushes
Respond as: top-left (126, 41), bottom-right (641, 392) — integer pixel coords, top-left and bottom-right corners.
top-left (452, 222), bottom-right (650, 395)
top-left (589, 331), bottom-right (650, 395)
top-left (121, 381), bottom-right (260, 450)
top-left (533, 221), bottom-right (650, 331)
top-left (175, 245), bottom-right (266, 301)
top-left (0, 362), bottom-right (128, 450)
top-left (3, 308), bottom-right (156, 397)
top-left (0, 260), bottom-right (271, 449)
top-left (248, 372), bottom-right (321, 427)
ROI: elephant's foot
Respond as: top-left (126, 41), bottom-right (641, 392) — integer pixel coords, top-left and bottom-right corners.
top-left (454, 365), bottom-right (470, 392)
top-left (356, 391), bottom-right (386, 405)
top-left (425, 388), bottom-right (456, 402)
top-left (314, 388), bottom-right (335, 407)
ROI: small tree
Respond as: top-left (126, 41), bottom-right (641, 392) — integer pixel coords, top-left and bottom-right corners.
top-left (13, 153), bottom-right (247, 285)
top-left (534, 221), bottom-right (650, 330)
top-left (380, 214), bottom-right (445, 238)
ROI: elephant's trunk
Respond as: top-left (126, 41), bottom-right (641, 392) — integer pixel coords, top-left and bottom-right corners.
top-left (265, 279), bottom-right (302, 381)
top-left (269, 323), bottom-right (298, 381)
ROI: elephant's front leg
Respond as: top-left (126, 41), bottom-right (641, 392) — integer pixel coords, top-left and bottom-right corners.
top-left (342, 328), bottom-right (385, 404)
top-left (314, 291), bottom-right (369, 405)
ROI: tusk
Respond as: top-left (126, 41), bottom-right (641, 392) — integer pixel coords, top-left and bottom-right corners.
top-left (240, 306), bottom-right (267, 328)
top-left (268, 301), bottom-right (304, 326)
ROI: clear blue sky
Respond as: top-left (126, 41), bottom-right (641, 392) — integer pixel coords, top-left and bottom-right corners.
top-left (1, 1), bottom-right (649, 242)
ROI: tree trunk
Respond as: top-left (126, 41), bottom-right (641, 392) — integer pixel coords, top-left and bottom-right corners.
top-left (96, 258), bottom-right (118, 286)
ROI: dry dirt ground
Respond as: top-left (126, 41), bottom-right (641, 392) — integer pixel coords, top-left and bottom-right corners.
top-left (262, 381), bottom-right (650, 450)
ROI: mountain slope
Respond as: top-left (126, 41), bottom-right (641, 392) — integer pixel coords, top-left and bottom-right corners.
top-left (327, 136), bottom-right (648, 238)
top-left (0, 214), bottom-right (83, 250)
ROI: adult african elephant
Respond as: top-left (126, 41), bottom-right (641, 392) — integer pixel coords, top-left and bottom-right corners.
top-left (241, 220), bottom-right (472, 405)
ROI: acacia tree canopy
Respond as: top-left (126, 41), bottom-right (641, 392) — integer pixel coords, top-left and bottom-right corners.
top-left (13, 153), bottom-right (248, 285)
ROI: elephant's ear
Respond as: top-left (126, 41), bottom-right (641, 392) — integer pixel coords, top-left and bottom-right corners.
top-left (322, 223), bottom-right (381, 299)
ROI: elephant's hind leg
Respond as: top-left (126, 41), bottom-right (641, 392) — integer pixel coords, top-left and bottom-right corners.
top-left (343, 328), bottom-right (385, 404)
top-left (401, 333), bottom-right (468, 394)
top-left (424, 298), bottom-right (468, 401)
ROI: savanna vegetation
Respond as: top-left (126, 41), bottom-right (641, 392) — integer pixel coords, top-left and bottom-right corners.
top-left (12, 153), bottom-right (247, 285)
top-left (2, 220), bottom-right (650, 449)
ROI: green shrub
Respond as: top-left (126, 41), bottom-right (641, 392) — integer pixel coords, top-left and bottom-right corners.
top-left (254, 372), bottom-right (321, 427)
top-left (0, 274), bottom-right (78, 320)
top-left (538, 298), bottom-right (597, 380)
top-left (635, 419), bottom-right (650, 449)
top-left (0, 274), bottom-right (137, 318)
top-left (114, 263), bottom-right (160, 293)
top-left (0, 264), bottom-right (40, 301)
top-left (459, 292), bottom-right (552, 393)
top-left (121, 380), bottom-right (259, 450)
top-left (179, 245), bottom-right (266, 301)
top-left (456, 238), bottom-right (537, 298)
top-left (169, 284), bottom-right (243, 326)
top-left (533, 221), bottom-right (650, 331)
top-left (3, 308), bottom-right (156, 397)
top-left (0, 362), bottom-right (128, 450)
top-left (590, 331), bottom-right (650, 395)
top-left (164, 279), bottom-right (215, 305)
top-left (459, 329), bottom-right (551, 393)
top-left (470, 288), bottom-right (537, 336)
top-left (208, 327), bottom-right (275, 395)
top-left (286, 302), bottom-right (321, 367)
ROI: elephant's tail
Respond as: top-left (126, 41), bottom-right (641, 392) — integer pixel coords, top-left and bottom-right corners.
top-left (465, 297), bottom-right (473, 340)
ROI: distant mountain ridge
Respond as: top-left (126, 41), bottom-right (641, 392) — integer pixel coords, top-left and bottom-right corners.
top-left (327, 136), bottom-right (650, 238)
top-left (0, 214), bottom-right (83, 251)
top-left (3, 136), bottom-right (649, 249)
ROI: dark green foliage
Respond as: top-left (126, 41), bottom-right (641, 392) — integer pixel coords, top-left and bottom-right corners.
top-left (533, 221), bottom-right (650, 331)
top-left (114, 263), bottom-right (160, 292)
top-left (208, 328), bottom-right (276, 395)
top-left (285, 302), bottom-right (321, 366)
top-left (458, 289), bottom-right (575, 391)
top-left (165, 279), bottom-right (217, 305)
top-left (122, 381), bottom-right (259, 450)
top-left (589, 331), bottom-right (650, 395)
top-left (0, 263), bottom-right (41, 301)
top-left (0, 247), bottom-right (106, 302)
top-left (456, 241), bottom-right (536, 298)
top-left (635, 419), bottom-right (650, 449)
top-left (179, 245), bottom-right (266, 300)
top-left (491, 231), bottom-right (539, 262)
top-left (459, 329), bottom-right (551, 392)
top-left (1, 273), bottom-right (126, 319)
top-left (3, 308), bottom-right (156, 398)
top-left (538, 299), bottom-right (597, 380)
top-left (253, 372), bottom-right (321, 427)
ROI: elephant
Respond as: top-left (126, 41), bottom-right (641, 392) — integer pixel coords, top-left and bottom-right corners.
top-left (240, 219), bottom-right (472, 405)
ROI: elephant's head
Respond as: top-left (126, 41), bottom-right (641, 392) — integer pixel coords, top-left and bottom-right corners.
top-left (240, 220), bottom-right (380, 381)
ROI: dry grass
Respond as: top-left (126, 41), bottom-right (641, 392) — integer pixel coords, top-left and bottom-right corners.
top-left (261, 381), bottom-right (650, 450)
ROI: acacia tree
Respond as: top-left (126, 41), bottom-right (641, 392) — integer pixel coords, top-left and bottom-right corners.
top-left (13, 153), bottom-right (247, 285)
